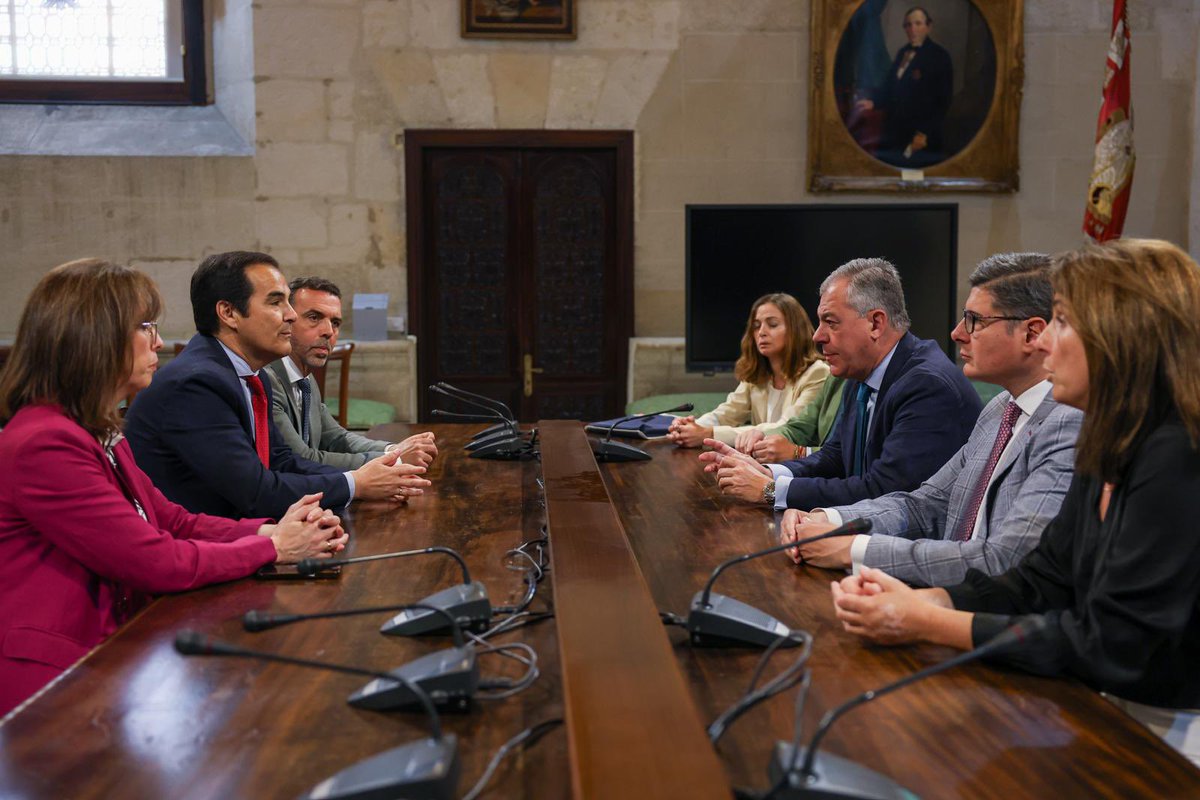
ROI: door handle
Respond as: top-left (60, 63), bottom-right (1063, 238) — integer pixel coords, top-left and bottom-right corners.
top-left (523, 354), bottom-right (544, 397)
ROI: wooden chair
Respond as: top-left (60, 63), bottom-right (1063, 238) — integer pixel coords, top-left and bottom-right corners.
top-left (312, 342), bottom-right (354, 428)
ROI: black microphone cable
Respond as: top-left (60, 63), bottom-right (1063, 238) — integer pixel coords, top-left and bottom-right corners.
top-left (492, 535), bottom-right (550, 616)
top-left (706, 630), bottom-right (813, 746)
top-left (467, 609), bottom-right (557, 700)
top-left (460, 717), bottom-right (564, 800)
top-left (471, 636), bottom-right (540, 700)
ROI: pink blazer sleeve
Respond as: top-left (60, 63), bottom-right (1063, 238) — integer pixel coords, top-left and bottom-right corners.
top-left (11, 424), bottom-right (277, 594)
top-left (117, 441), bottom-right (271, 544)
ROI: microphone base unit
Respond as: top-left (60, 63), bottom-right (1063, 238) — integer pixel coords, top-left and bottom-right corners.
top-left (464, 428), bottom-right (521, 451)
top-left (591, 439), bottom-right (652, 463)
top-left (686, 592), bottom-right (802, 648)
top-left (380, 582), bottom-right (492, 637)
top-left (349, 647), bottom-right (479, 713)
top-left (470, 421), bottom-right (511, 440)
top-left (301, 734), bottom-right (460, 800)
top-left (469, 439), bottom-right (535, 460)
top-left (768, 742), bottom-right (915, 800)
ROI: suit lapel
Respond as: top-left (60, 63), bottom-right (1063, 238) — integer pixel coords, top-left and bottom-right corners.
top-left (864, 333), bottom-right (917, 452)
top-left (267, 360), bottom-right (302, 430)
top-left (195, 334), bottom-right (256, 441)
top-left (306, 372), bottom-right (323, 445)
top-left (989, 392), bottom-right (1055, 483)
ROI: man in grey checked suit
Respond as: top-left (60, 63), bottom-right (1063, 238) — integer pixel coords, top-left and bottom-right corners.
top-left (265, 276), bottom-right (438, 471)
top-left (781, 253), bottom-right (1082, 587)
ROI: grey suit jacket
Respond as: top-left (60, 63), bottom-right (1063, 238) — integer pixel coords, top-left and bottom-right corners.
top-left (830, 390), bottom-right (1082, 587)
top-left (264, 359), bottom-right (390, 470)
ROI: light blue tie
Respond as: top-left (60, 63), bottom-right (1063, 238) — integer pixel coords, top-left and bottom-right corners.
top-left (853, 383), bottom-right (872, 477)
top-left (298, 377), bottom-right (312, 446)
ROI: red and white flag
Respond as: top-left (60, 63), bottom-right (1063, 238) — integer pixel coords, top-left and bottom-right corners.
top-left (1083, 0), bottom-right (1134, 242)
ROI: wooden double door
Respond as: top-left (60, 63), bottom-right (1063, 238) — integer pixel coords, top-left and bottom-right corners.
top-left (406, 130), bottom-right (633, 423)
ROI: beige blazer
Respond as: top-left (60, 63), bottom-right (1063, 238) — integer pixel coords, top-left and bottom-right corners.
top-left (696, 359), bottom-right (831, 445)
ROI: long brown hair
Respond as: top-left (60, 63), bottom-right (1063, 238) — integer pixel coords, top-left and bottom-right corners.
top-left (734, 293), bottom-right (821, 385)
top-left (0, 259), bottom-right (162, 439)
top-left (1051, 238), bottom-right (1200, 481)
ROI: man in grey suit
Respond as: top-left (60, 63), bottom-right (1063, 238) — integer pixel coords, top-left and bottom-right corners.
top-left (265, 276), bottom-right (438, 470)
top-left (781, 252), bottom-right (1082, 587)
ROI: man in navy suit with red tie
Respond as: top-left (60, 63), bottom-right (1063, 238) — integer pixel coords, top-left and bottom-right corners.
top-left (702, 257), bottom-right (981, 512)
top-left (126, 251), bottom-right (428, 519)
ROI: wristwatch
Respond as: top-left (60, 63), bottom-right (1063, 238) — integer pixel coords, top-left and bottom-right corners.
top-left (761, 480), bottom-right (776, 505)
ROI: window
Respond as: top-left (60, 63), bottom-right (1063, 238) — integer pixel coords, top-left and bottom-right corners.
top-left (0, 0), bottom-right (204, 104)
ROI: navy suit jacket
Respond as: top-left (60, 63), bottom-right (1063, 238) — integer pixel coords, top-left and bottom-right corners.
top-left (125, 334), bottom-right (352, 519)
top-left (780, 332), bottom-right (981, 510)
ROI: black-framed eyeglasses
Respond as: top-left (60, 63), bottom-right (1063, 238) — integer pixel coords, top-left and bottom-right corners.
top-left (961, 310), bottom-right (1024, 334)
top-left (139, 321), bottom-right (160, 340)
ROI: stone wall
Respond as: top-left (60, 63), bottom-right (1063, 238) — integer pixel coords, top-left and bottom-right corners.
top-left (0, 0), bottom-right (1196, 409)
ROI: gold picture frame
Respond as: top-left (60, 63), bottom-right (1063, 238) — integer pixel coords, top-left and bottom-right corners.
top-left (461, 0), bottom-right (577, 41)
top-left (809, 0), bottom-right (1023, 192)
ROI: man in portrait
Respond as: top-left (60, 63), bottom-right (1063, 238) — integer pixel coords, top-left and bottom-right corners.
top-left (856, 6), bottom-right (953, 166)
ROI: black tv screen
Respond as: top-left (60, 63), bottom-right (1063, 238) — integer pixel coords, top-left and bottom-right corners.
top-left (685, 204), bottom-right (958, 372)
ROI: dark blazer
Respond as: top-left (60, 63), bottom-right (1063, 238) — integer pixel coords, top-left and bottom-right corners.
top-left (875, 37), bottom-right (953, 162)
top-left (948, 413), bottom-right (1200, 709)
top-left (780, 332), bottom-right (981, 510)
top-left (125, 333), bottom-right (352, 519)
top-left (0, 404), bottom-right (275, 715)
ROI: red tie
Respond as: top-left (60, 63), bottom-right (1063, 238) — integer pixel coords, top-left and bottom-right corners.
top-left (244, 374), bottom-right (271, 468)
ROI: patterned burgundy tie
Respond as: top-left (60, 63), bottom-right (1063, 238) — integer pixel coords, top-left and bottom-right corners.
top-left (952, 401), bottom-right (1022, 542)
top-left (243, 374), bottom-right (271, 468)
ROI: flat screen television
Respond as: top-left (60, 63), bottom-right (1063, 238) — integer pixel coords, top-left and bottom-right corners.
top-left (685, 204), bottom-right (958, 372)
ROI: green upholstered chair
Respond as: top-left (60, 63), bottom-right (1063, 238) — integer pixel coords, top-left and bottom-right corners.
top-left (315, 343), bottom-right (398, 430)
top-left (625, 392), bottom-right (730, 417)
top-left (324, 396), bottom-right (397, 430)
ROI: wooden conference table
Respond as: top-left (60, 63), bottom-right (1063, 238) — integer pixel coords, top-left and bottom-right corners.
top-left (0, 422), bottom-right (1197, 799)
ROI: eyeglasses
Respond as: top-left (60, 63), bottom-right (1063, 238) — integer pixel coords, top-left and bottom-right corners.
top-left (961, 310), bottom-right (1024, 334)
top-left (139, 321), bottom-right (160, 340)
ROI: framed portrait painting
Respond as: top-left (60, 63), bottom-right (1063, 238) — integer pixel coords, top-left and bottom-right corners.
top-left (461, 0), bottom-right (577, 40)
top-left (809, 0), bottom-right (1023, 192)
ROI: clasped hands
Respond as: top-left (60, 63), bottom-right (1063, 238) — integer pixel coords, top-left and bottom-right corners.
top-left (260, 492), bottom-right (347, 563)
top-left (697, 438), bottom-right (774, 502)
top-left (386, 431), bottom-right (438, 467)
top-left (352, 449), bottom-right (431, 505)
top-left (667, 415), bottom-right (712, 448)
top-left (830, 567), bottom-right (953, 646)
top-left (778, 508), bottom-right (853, 569)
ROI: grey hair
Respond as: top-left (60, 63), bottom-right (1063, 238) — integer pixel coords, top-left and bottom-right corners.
top-left (968, 252), bottom-right (1053, 324)
top-left (819, 257), bottom-right (911, 331)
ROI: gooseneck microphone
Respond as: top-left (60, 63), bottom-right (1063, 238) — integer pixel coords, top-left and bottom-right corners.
top-left (297, 547), bottom-right (491, 635)
top-left (768, 616), bottom-right (1050, 799)
top-left (434, 382), bottom-right (515, 423)
top-left (430, 384), bottom-right (533, 460)
top-left (592, 402), bottom-right (694, 463)
top-left (243, 603), bottom-right (478, 712)
top-left (686, 519), bottom-right (872, 648)
top-left (299, 546), bottom-right (471, 583)
top-left (174, 631), bottom-right (460, 800)
top-left (431, 409), bottom-right (508, 424)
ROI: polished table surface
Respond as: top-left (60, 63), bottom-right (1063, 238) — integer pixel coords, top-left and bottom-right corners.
top-left (599, 435), bottom-right (1200, 799)
top-left (0, 423), bottom-right (567, 799)
top-left (1, 422), bottom-right (1199, 799)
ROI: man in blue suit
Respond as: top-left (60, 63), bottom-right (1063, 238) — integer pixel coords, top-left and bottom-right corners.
top-left (126, 251), bottom-right (428, 519)
top-left (703, 257), bottom-right (981, 511)
top-left (783, 253), bottom-right (1082, 587)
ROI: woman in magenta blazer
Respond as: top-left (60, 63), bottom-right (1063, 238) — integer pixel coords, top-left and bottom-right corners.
top-left (0, 259), bottom-right (348, 716)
